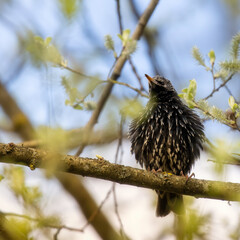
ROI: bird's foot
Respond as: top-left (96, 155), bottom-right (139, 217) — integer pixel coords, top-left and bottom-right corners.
top-left (148, 168), bottom-right (163, 175)
top-left (180, 171), bottom-right (195, 183)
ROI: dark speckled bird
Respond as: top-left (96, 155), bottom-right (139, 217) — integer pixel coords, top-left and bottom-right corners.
top-left (129, 74), bottom-right (204, 217)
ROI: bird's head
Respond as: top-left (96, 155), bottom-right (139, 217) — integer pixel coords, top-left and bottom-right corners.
top-left (145, 74), bottom-right (177, 98)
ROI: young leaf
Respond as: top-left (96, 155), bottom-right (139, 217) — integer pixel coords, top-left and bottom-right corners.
top-left (208, 49), bottom-right (216, 65)
top-left (118, 29), bottom-right (131, 47)
top-left (228, 96), bottom-right (238, 112)
top-left (187, 79), bottom-right (197, 100)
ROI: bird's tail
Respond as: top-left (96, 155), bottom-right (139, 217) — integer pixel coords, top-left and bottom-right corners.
top-left (156, 191), bottom-right (185, 217)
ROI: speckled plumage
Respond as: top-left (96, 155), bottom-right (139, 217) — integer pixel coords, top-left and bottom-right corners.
top-left (129, 75), bottom-right (204, 217)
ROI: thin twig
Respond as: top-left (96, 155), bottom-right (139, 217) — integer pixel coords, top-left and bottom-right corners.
top-left (204, 73), bottom-right (235, 100)
top-left (129, 57), bottom-right (147, 93)
top-left (116, 0), bottom-right (147, 93)
top-left (208, 159), bottom-right (240, 166)
top-left (80, 186), bottom-right (113, 231)
top-left (116, 0), bottom-right (123, 34)
top-left (106, 79), bottom-right (149, 98)
top-left (75, 0), bottom-right (160, 156)
top-left (113, 116), bottom-right (126, 239)
top-left (2, 212), bottom-right (83, 233)
top-left (210, 63), bottom-right (216, 90)
top-left (224, 84), bottom-right (239, 104)
top-left (129, 0), bottom-right (163, 75)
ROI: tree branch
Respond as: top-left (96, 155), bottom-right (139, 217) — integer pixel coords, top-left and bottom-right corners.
top-left (204, 73), bottom-right (235, 100)
top-left (1, 143), bottom-right (240, 202)
top-left (83, 0), bottom-right (160, 131)
top-left (0, 80), bottom-right (34, 140)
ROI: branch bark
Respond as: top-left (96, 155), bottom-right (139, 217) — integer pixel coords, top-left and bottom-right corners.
top-left (1, 142), bottom-right (240, 202)
top-left (0, 80), bottom-right (34, 140)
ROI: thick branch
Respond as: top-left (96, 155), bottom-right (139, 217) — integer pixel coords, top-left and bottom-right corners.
top-left (84, 0), bottom-right (160, 131)
top-left (0, 80), bottom-right (34, 140)
top-left (1, 143), bottom-right (240, 202)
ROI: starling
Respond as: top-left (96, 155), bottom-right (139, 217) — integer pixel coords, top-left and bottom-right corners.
top-left (129, 74), bottom-right (204, 217)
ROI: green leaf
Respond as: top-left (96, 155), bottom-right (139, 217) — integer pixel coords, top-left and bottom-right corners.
top-left (59, 0), bottom-right (79, 18)
top-left (187, 79), bottom-right (197, 100)
top-left (178, 93), bottom-right (184, 99)
top-left (180, 79), bottom-right (197, 108)
top-left (192, 46), bottom-right (206, 67)
top-left (118, 29), bottom-right (131, 47)
top-left (230, 33), bottom-right (240, 60)
top-left (228, 96), bottom-right (238, 112)
top-left (4, 218), bottom-right (32, 240)
top-left (117, 29), bottom-right (137, 57)
top-left (208, 49), bottom-right (216, 65)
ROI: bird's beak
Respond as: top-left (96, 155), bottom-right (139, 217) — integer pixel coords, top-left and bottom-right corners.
top-left (145, 74), bottom-right (154, 82)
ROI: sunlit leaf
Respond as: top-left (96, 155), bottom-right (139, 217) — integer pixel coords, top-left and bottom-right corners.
top-left (228, 96), bottom-right (238, 112)
top-left (208, 49), bottom-right (216, 65)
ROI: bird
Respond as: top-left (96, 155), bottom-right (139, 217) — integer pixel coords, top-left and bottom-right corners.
top-left (129, 74), bottom-right (204, 217)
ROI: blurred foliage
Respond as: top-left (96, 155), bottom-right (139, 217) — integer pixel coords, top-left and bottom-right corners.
top-left (174, 211), bottom-right (211, 240)
top-left (120, 98), bottom-right (144, 119)
top-left (223, 0), bottom-right (240, 16)
top-left (61, 76), bottom-right (99, 110)
top-left (58, 0), bottom-right (81, 19)
top-left (210, 139), bottom-right (230, 175)
top-left (35, 126), bottom-right (68, 152)
top-left (4, 167), bottom-right (42, 209)
top-left (229, 217), bottom-right (240, 240)
top-left (35, 126), bottom-right (70, 176)
top-left (158, 197), bottom-right (211, 240)
top-left (26, 35), bottom-right (66, 67)
top-left (2, 166), bottom-right (60, 239)
top-left (3, 217), bottom-right (32, 240)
